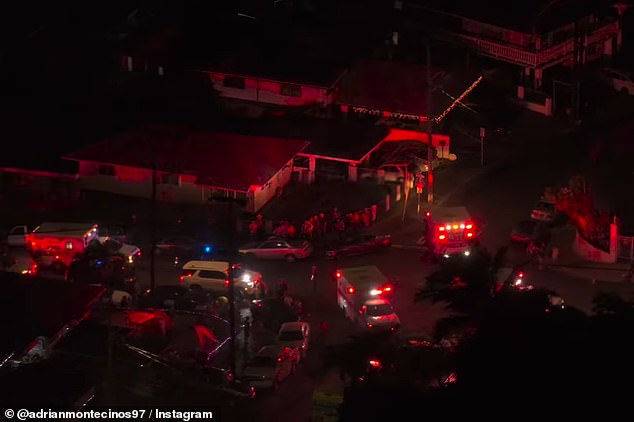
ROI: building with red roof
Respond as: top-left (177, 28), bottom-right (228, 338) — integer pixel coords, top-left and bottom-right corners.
top-left (63, 126), bottom-right (309, 213)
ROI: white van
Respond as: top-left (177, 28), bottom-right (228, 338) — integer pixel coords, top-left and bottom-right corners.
top-left (179, 261), bottom-right (264, 297)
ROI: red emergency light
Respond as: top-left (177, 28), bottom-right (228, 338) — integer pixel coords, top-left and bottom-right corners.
top-left (335, 271), bottom-right (342, 279)
top-left (347, 286), bottom-right (356, 294)
top-left (225, 279), bottom-right (230, 287)
top-left (466, 224), bottom-right (473, 230)
top-left (382, 285), bottom-right (393, 293)
top-left (466, 233), bottom-right (473, 238)
top-left (438, 234), bottom-right (446, 240)
top-left (369, 359), bottom-right (381, 368)
top-left (438, 226), bottom-right (445, 231)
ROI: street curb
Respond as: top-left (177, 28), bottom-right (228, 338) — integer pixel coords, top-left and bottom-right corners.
top-left (392, 244), bottom-right (425, 251)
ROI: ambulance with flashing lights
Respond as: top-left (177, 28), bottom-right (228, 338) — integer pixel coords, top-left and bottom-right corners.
top-left (335, 266), bottom-right (400, 332)
top-left (25, 222), bottom-right (99, 276)
top-left (422, 206), bottom-right (480, 260)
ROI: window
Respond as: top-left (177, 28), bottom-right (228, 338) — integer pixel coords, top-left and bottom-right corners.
top-left (160, 174), bottom-right (180, 185)
top-left (280, 83), bottom-right (302, 97)
top-left (198, 270), bottom-right (226, 280)
top-left (260, 241), bottom-right (279, 249)
top-left (98, 165), bottom-right (116, 176)
top-left (223, 76), bottom-right (246, 89)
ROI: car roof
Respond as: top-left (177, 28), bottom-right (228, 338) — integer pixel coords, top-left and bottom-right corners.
top-left (364, 297), bottom-right (391, 306)
top-left (256, 345), bottom-right (286, 358)
top-left (338, 265), bottom-right (389, 289)
top-left (182, 260), bottom-right (229, 271)
top-left (279, 322), bottom-right (306, 332)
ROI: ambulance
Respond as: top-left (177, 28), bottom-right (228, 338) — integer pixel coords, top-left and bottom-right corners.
top-left (335, 266), bottom-right (400, 331)
top-left (422, 206), bottom-right (480, 260)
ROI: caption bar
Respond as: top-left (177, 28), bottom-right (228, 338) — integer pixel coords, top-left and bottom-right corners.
top-left (3, 408), bottom-right (217, 421)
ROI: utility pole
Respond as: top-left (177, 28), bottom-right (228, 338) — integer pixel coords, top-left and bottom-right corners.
top-left (227, 262), bottom-right (237, 378)
top-left (480, 127), bottom-right (485, 166)
top-left (425, 39), bottom-right (434, 204)
top-left (572, 19), bottom-right (582, 123)
top-left (150, 159), bottom-right (157, 291)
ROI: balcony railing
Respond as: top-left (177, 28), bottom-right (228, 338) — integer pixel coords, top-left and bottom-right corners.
top-left (456, 21), bottom-right (619, 68)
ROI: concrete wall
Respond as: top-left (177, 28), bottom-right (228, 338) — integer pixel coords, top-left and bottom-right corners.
top-left (573, 226), bottom-right (617, 264)
top-left (249, 159), bottom-right (294, 213)
top-left (207, 72), bottom-right (332, 107)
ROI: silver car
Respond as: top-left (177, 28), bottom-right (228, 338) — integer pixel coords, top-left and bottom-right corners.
top-left (238, 238), bottom-right (313, 262)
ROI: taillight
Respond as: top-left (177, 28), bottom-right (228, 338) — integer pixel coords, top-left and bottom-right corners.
top-left (347, 287), bottom-right (355, 294)
top-left (466, 232), bottom-right (473, 238)
top-left (225, 279), bottom-right (230, 287)
top-left (335, 271), bottom-right (342, 279)
top-left (466, 224), bottom-right (473, 230)
top-left (369, 359), bottom-right (381, 368)
top-left (518, 272), bottom-right (524, 278)
top-left (179, 276), bottom-right (184, 283)
top-left (277, 357), bottom-right (282, 363)
top-left (438, 234), bottom-right (446, 240)
top-left (382, 285), bottom-right (392, 293)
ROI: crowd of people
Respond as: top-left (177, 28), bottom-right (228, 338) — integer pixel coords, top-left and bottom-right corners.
top-left (249, 207), bottom-right (374, 241)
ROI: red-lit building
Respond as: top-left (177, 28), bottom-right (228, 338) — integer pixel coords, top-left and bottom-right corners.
top-left (63, 126), bottom-right (309, 213)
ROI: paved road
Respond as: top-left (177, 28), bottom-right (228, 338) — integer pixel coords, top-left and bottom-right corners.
top-left (129, 108), bottom-right (634, 421)
top-left (134, 247), bottom-right (446, 422)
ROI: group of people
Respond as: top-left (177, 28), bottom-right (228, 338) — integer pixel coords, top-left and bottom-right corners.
top-left (248, 207), bottom-right (374, 242)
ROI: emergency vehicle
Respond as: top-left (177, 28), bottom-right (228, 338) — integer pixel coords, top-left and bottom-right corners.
top-left (25, 222), bottom-right (99, 277)
top-left (335, 266), bottom-right (400, 331)
top-left (421, 206), bottom-right (479, 259)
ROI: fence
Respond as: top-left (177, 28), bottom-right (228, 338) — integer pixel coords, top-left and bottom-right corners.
top-left (617, 235), bottom-right (634, 261)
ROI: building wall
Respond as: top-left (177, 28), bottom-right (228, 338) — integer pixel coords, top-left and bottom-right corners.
top-left (207, 72), bottom-right (332, 107)
top-left (76, 162), bottom-right (208, 203)
top-left (249, 159), bottom-right (294, 213)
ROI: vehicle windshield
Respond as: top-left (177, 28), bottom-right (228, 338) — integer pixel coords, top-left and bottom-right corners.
top-left (250, 356), bottom-right (276, 367)
top-left (278, 330), bottom-right (303, 341)
top-left (366, 304), bottom-right (393, 316)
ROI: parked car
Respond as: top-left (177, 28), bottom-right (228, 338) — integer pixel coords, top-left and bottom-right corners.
top-left (179, 260), bottom-right (264, 298)
top-left (97, 237), bottom-right (142, 263)
top-left (138, 285), bottom-right (213, 311)
top-left (242, 345), bottom-right (297, 390)
top-left (602, 67), bottom-right (634, 95)
top-left (277, 321), bottom-right (310, 360)
top-left (238, 238), bottom-right (313, 262)
top-left (250, 298), bottom-right (300, 332)
top-left (97, 225), bottom-right (129, 244)
top-left (531, 199), bottom-right (557, 222)
top-left (325, 233), bottom-right (392, 259)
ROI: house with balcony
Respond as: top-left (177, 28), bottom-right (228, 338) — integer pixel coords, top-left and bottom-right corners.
top-left (393, 0), bottom-right (627, 114)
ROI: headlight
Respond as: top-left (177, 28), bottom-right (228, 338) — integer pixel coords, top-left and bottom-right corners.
top-left (128, 256), bottom-right (134, 264)
top-left (464, 250), bottom-right (470, 256)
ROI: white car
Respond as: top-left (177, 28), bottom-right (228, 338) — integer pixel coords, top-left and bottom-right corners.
top-left (603, 68), bottom-right (634, 95)
top-left (179, 260), bottom-right (264, 297)
top-left (98, 237), bottom-right (142, 264)
top-left (358, 298), bottom-right (401, 331)
top-left (277, 321), bottom-right (310, 360)
top-left (242, 345), bottom-right (296, 390)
